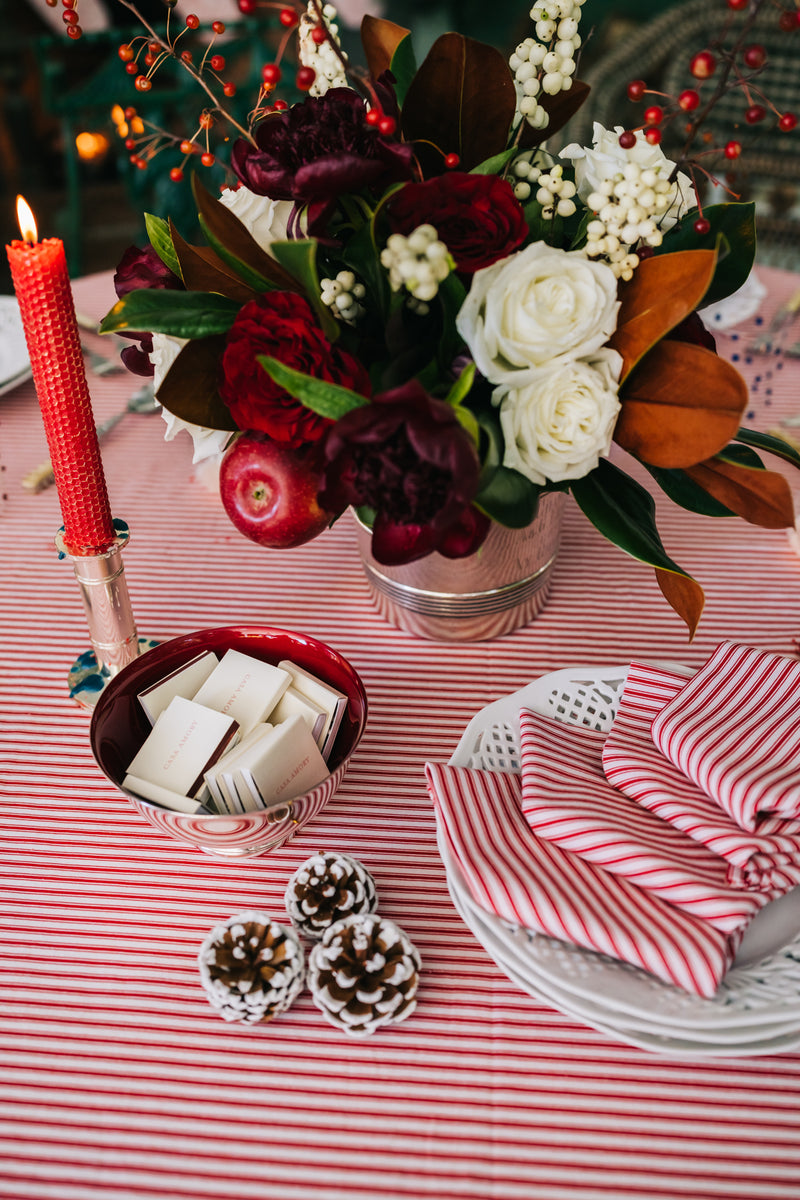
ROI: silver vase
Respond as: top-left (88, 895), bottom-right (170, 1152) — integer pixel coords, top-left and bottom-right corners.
top-left (356, 492), bottom-right (567, 642)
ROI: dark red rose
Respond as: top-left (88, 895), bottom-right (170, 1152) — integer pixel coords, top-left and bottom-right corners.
top-left (387, 173), bottom-right (528, 273)
top-left (220, 292), bottom-right (372, 447)
top-left (231, 88), bottom-right (415, 236)
top-left (113, 244), bottom-right (182, 377)
top-left (665, 310), bottom-right (717, 354)
top-left (320, 381), bottom-right (488, 565)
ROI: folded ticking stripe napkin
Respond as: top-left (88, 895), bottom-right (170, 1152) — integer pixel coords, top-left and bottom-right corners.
top-left (425, 762), bottom-right (740, 998)
top-left (518, 709), bottom-right (767, 933)
top-left (651, 642), bottom-right (800, 833)
top-left (602, 661), bottom-right (800, 894)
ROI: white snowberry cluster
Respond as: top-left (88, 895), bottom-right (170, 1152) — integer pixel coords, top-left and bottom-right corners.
top-left (297, 2), bottom-right (348, 97)
top-left (583, 162), bottom-right (676, 280)
top-left (320, 270), bottom-right (366, 323)
top-left (514, 160), bottom-right (577, 218)
top-left (380, 225), bottom-right (452, 304)
top-left (509, 0), bottom-right (585, 131)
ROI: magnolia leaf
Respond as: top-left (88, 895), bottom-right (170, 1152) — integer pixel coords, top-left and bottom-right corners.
top-left (735, 426), bottom-right (800, 471)
top-left (608, 249), bottom-right (718, 380)
top-left (657, 202), bottom-right (756, 307)
top-left (470, 148), bottom-right (517, 176)
top-left (170, 220), bottom-right (257, 304)
top-left (646, 464), bottom-right (735, 516)
top-left (145, 213), bottom-right (182, 280)
top-left (100, 289), bottom-right (241, 338)
top-left (389, 34), bottom-right (418, 106)
top-left (517, 79), bottom-right (591, 149)
top-left (156, 335), bottom-right (239, 431)
top-left (257, 355), bottom-right (368, 419)
top-left (683, 456), bottom-right (796, 528)
top-left (614, 340), bottom-right (748, 468)
top-left (191, 175), bottom-right (301, 294)
top-left (401, 33), bottom-right (517, 172)
top-left (655, 569), bottom-right (705, 640)
top-left (361, 15), bottom-right (410, 78)
top-left (269, 239), bottom-right (339, 341)
top-left (474, 465), bottom-right (542, 528)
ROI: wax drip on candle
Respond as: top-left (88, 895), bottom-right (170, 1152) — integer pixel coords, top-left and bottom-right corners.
top-left (7, 195), bottom-right (116, 554)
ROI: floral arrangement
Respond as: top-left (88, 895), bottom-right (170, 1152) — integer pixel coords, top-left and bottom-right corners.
top-left (99, 0), bottom-right (800, 634)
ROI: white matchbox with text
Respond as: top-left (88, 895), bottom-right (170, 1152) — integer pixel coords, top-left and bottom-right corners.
top-left (124, 696), bottom-right (240, 803)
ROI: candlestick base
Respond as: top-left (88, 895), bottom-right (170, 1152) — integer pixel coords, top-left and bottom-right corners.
top-left (56, 518), bottom-right (154, 710)
top-left (68, 637), bottom-right (161, 710)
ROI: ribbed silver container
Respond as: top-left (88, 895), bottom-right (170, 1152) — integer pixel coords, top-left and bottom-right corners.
top-left (356, 492), bottom-right (566, 642)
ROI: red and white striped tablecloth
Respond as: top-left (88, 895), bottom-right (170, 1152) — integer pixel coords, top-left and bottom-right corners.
top-left (2, 268), bottom-right (800, 1200)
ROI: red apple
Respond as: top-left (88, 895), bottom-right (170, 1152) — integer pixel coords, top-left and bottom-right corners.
top-left (219, 432), bottom-right (337, 549)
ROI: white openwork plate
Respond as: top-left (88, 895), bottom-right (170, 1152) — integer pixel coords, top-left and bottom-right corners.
top-left (0, 295), bottom-right (31, 395)
top-left (446, 666), bottom-right (800, 1056)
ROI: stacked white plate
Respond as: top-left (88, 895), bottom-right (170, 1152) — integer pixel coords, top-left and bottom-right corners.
top-left (445, 666), bottom-right (800, 1057)
top-left (0, 296), bottom-right (31, 395)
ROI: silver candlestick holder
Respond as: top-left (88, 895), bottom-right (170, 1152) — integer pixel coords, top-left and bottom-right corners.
top-left (55, 518), bottom-right (158, 709)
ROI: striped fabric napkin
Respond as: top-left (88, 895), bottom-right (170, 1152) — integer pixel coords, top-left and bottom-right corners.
top-left (602, 661), bottom-right (800, 894)
top-left (651, 642), bottom-right (800, 833)
top-left (518, 709), bottom-right (767, 933)
top-left (425, 762), bottom-right (741, 998)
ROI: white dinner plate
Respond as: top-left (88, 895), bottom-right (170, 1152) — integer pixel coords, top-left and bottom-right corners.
top-left (0, 295), bottom-right (31, 394)
top-left (444, 665), bottom-right (800, 1056)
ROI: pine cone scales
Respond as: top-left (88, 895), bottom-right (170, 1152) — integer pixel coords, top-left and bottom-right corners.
top-left (285, 851), bottom-right (377, 939)
top-left (199, 912), bottom-right (304, 1025)
top-left (307, 913), bottom-right (421, 1036)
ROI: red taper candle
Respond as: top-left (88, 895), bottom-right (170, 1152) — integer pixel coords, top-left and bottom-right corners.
top-left (7, 195), bottom-right (115, 555)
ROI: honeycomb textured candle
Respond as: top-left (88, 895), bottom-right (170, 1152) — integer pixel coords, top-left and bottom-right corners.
top-left (7, 237), bottom-right (115, 554)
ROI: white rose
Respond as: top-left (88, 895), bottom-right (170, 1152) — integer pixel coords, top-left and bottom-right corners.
top-left (560, 121), bottom-right (695, 230)
top-left (456, 242), bottom-right (619, 386)
top-left (218, 185), bottom-right (295, 256)
top-left (150, 332), bottom-right (230, 465)
top-left (497, 348), bottom-right (622, 485)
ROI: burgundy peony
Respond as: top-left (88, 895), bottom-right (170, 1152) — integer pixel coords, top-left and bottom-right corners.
top-left (220, 291), bottom-right (372, 447)
top-left (387, 173), bottom-right (528, 273)
top-left (319, 381), bottom-right (488, 565)
top-left (231, 88), bottom-right (415, 236)
top-left (113, 244), bottom-right (182, 376)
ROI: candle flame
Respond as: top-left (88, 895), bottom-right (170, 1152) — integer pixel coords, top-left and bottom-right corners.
top-left (16, 195), bottom-right (37, 244)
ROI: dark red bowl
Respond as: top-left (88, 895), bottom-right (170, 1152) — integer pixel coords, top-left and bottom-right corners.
top-left (90, 626), bottom-right (368, 857)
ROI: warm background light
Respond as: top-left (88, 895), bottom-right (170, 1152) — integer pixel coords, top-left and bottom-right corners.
top-left (75, 131), bottom-right (111, 162)
top-left (16, 195), bottom-right (37, 244)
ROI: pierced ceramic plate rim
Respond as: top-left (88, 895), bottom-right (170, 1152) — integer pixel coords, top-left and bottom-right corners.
top-left (0, 295), bottom-right (31, 392)
top-left (445, 664), bottom-right (800, 1043)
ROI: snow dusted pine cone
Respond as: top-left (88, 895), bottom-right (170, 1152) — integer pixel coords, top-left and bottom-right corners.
top-left (307, 912), bottom-right (421, 1036)
top-left (285, 851), bottom-right (378, 940)
top-left (198, 912), bottom-right (304, 1025)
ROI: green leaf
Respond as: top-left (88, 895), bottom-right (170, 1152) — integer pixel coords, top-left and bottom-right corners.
top-left (269, 239), bottom-right (339, 341)
top-left (470, 148), bottom-right (517, 176)
top-left (570, 459), bottom-right (693, 576)
top-left (475, 465), bottom-right (542, 528)
top-left (646, 464), bottom-right (736, 517)
top-left (257, 355), bottom-right (369, 419)
top-left (145, 213), bottom-right (183, 281)
top-left (197, 215), bottom-right (280, 295)
top-left (342, 218), bottom-right (390, 323)
top-left (100, 289), bottom-right (241, 338)
top-left (437, 272), bottom-right (468, 366)
top-left (735, 426), bottom-right (800, 472)
top-left (445, 361), bottom-right (476, 408)
top-left (656, 202), bottom-right (756, 307)
top-left (716, 442), bottom-right (764, 470)
top-left (389, 32), bottom-right (417, 106)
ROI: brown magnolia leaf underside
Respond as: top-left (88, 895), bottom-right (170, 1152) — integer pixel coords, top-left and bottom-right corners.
top-left (518, 80), bottom-right (591, 149)
top-left (683, 457), bottom-right (796, 529)
top-left (401, 33), bottom-right (517, 172)
top-left (156, 336), bottom-right (239, 432)
top-left (361, 14), bottom-right (410, 78)
top-left (614, 340), bottom-right (748, 468)
top-left (608, 249), bottom-right (717, 380)
top-left (170, 222), bottom-right (258, 304)
top-left (655, 568), bottom-right (705, 640)
top-left (192, 176), bottom-right (301, 293)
